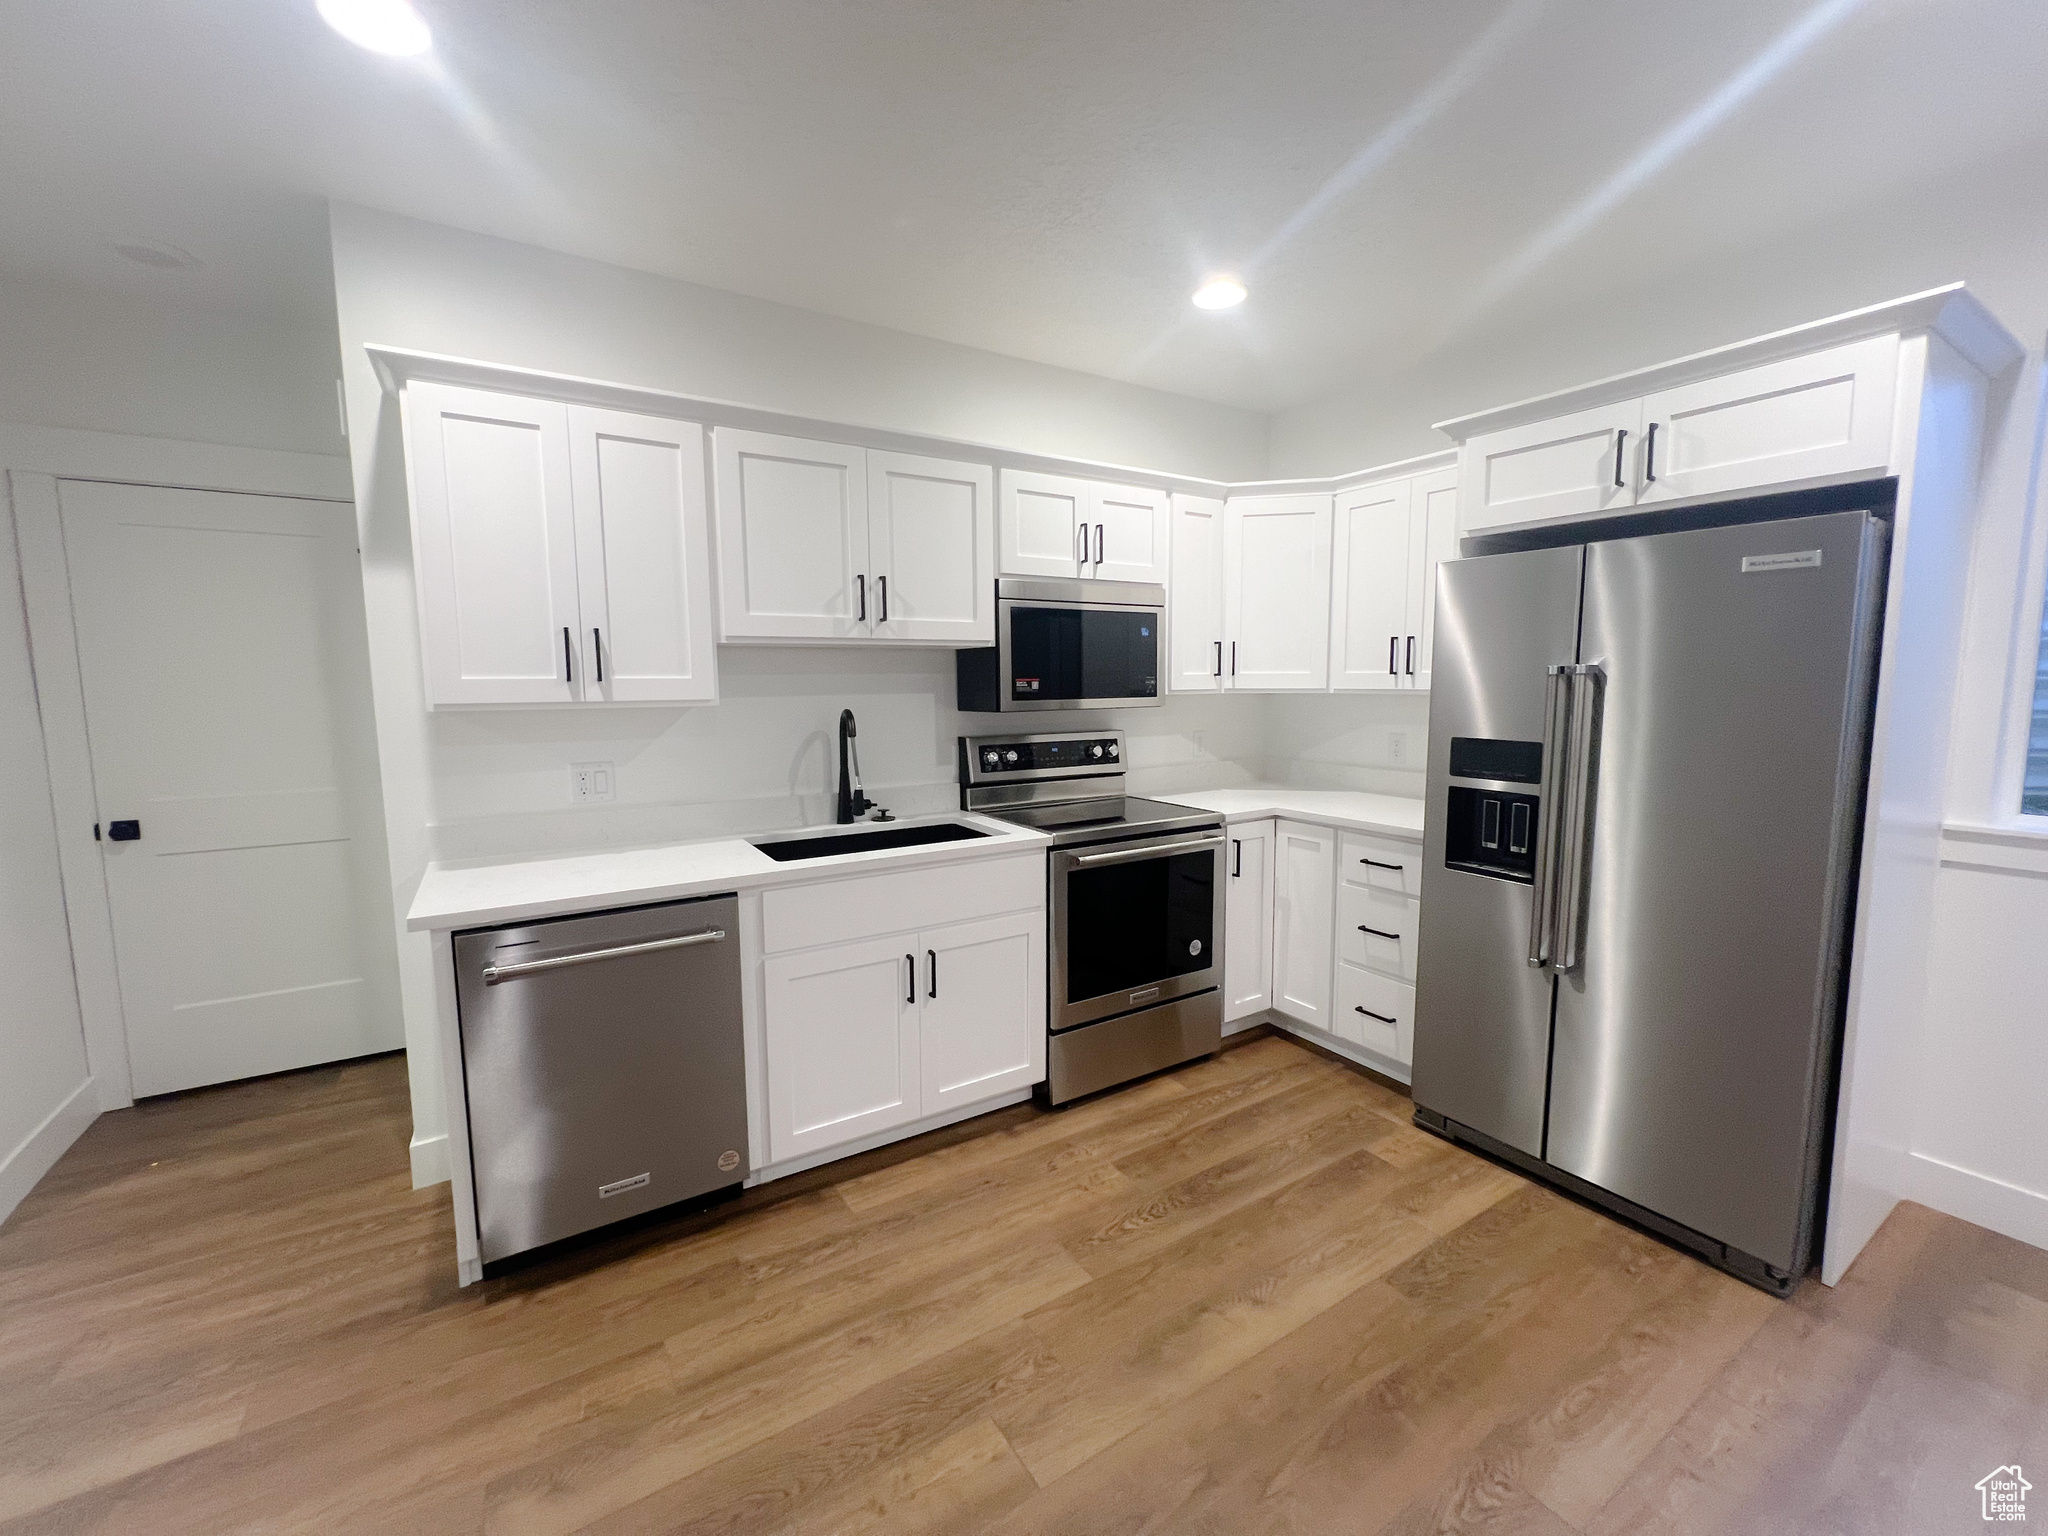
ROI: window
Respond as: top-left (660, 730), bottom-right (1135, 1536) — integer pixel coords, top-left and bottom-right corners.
top-left (2028, 597), bottom-right (2048, 816)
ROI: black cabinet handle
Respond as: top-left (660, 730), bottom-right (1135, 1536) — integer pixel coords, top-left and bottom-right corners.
top-left (1232, 838), bottom-right (1242, 878)
top-left (1230, 641), bottom-right (1237, 676)
top-left (1644, 421), bottom-right (1658, 484)
top-left (1355, 1004), bottom-right (1396, 1024)
top-left (563, 626), bottom-right (573, 682)
top-left (1213, 640), bottom-right (1222, 678)
top-left (1389, 636), bottom-right (1397, 675)
top-left (593, 628), bottom-right (604, 683)
top-left (878, 574), bottom-right (888, 624)
top-left (1613, 427), bottom-right (1628, 489)
top-left (1359, 856), bottom-right (1402, 871)
top-left (1095, 523), bottom-right (1104, 566)
top-left (905, 954), bottom-right (915, 1005)
top-left (1405, 636), bottom-right (1415, 676)
top-left (856, 573), bottom-right (867, 621)
top-left (927, 948), bottom-right (937, 999)
top-left (1077, 525), bottom-right (1088, 567)
top-left (1357, 924), bottom-right (1400, 940)
top-left (107, 819), bottom-right (142, 842)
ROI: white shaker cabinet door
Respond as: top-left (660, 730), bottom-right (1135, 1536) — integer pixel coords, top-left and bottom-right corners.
top-left (867, 451), bottom-right (995, 644)
top-left (1272, 820), bottom-right (1335, 1030)
top-left (713, 428), bottom-right (870, 640)
top-left (1223, 819), bottom-right (1276, 1022)
top-left (1635, 334), bottom-right (1898, 507)
top-left (567, 407), bottom-right (717, 703)
top-left (763, 935), bottom-right (922, 1164)
top-left (1459, 400), bottom-right (1642, 536)
top-left (1225, 493), bottom-right (1332, 691)
top-left (403, 381), bottom-right (583, 706)
top-left (1406, 466), bottom-right (1460, 692)
top-left (918, 911), bottom-right (1045, 1115)
top-left (1086, 482), bottom-right (1170, 584)
top-left (1329, 477), bottom-right (1411, 692)
top-left (999, 469), bottom-right (1087, 578)
top-left (1168, 493), bottom-right (1225, 692)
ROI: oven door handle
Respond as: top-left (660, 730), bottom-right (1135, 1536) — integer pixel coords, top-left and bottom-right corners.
top-left (1071, 833), bottom-right (1225, 866)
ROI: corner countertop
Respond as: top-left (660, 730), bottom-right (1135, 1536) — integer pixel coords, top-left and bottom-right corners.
top-left (1155, 785), bottom-right (1426, 842)
top-left (405, 812), bottom-right (1047, 933)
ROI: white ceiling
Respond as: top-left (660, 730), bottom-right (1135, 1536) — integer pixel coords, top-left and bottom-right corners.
top-left (2, 0), bottom-right (2042, 412)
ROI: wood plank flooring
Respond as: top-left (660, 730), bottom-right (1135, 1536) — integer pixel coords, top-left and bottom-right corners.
top-left (2, 1030), bottom-right (2043, 1534)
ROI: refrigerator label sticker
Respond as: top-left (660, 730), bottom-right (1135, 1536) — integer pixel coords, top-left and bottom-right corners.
top-left (1740, 549), bottom-right (1823, 573)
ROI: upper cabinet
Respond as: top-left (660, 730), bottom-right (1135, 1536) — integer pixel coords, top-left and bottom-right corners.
top-left (714, 429), bottom-right (993, 645)
top-left (1224, 493), bottom-right (1332, 691)
top-left (1167, 493), bottom-right (1225, 692)
top-left (401, 381), bottom-right (716, 708)
top-left (1329, 465), bottom-right (1457, 692)
top-left (1453, 334), bottom-right (1901, 538)
top-left (997, 470), bottom-right (1168, 583)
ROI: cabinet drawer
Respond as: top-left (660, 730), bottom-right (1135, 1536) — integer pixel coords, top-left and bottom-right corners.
top-left (1336, 963), bottom-right (1414, 1066)
top-left (761, 852), bottom-right (1043, 953)
top-left (1337, 883), bottom-right (1417, 979)
top-left (1339, 832), bottom-right (1422, 898)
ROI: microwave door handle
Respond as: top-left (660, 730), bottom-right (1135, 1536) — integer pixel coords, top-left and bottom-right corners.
top-left (1527, 667), bottom-right (1569, 967)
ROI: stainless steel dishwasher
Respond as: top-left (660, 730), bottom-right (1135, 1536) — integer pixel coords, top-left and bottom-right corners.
top-left (453, 893), bottom-right (747, 1268)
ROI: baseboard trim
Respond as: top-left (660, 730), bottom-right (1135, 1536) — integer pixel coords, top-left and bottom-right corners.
top-left (748, 1088), bottom-right (1035, 1186)
top-left (1266, 1015), bottom-right (1412, 1086)
top-left (0, 1078), bottom-right (99, 1225)
top-left (1909, 1150), bottom-right (2048, 1253)
top-left (410, 1131), bottom-right (451, 1190)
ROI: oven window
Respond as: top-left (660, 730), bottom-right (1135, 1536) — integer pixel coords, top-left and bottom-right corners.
top-left (1009, 606), bottom-right (1158, 703)
top-left (1064, 846), bottom-right (1214, 1004)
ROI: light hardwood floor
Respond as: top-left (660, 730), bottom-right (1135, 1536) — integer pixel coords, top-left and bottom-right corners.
top-left (2, 1031), bottom-right (2042, 1534)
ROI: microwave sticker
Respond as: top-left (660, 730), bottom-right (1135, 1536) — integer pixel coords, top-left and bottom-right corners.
top-left (1740, 549), bottom-right (1822, 573)
top-left (1013, 677), bottom-right (1040, 694)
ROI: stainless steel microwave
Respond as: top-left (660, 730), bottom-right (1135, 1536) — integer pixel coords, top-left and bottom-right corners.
top-left (956, 578), bottom-right (1164, 712)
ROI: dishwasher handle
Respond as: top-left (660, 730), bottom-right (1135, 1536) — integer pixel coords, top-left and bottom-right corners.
top-left (481, 928), bottom-right (727, 982)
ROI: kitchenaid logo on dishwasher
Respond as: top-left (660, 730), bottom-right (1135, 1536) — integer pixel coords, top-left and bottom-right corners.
top-left (1740, 549), bottom-right (1823, 573)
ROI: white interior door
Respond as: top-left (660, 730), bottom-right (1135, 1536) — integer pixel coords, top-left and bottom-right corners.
top-left (998, 470), bottom-right (1085, 578)
top-left (1330, 478), bottom-right (1411, 691)
top-left (402, 381), bottom-right (582, 706)
top-left (60, 481), bottom-right (398, 1098)
top-left (1168, 494), bottom-right (1225, 691)
top-left (918, 912), bottom-right (1044, 1114)
top-left (568, 406), bottom-right (717, 703)
top-left (1086, 482), bottom-right (1169, 584)
top-left (1225, 493), bottom-right (1332, 691)
top-left (867, 451), bottom-right (994, 644)
top-left (712, 428), bottom-right (869, 639)
top-left (1406, 467), bottom-right (1460, 692)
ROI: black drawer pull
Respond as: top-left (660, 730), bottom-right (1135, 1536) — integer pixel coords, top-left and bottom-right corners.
top-left (1359, 857), bottom-right (1402, 871)
top-left (1354, 1005), bottom-right (1396, 1024)
top-left (1357, 925), bottom-right (1400, 940)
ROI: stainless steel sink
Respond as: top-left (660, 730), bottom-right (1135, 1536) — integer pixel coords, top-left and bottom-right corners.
top-left (748, 820), bottom-right (993, 862)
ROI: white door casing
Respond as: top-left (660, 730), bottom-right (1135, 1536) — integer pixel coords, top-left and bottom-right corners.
top-left (1330, 477), bottom-right (1411, 692)
top-left (714, 428), bottom-right (870, 639)
top-left (1168, 493), bottom-right (1225, 692)
top-left (918, 912), bottom-right (1044, 1114)
top-left (60, 481), bottom-right (399, 1097)
top-left (567, 406), bottom-right (717, 703)
top-left (1225, 493), bottom-right (1332, 691)
top-left (867, 451), bottom-right (995, 644)
top-left (1224, 819), bottom-right (1275, 1022)
top-left (998, 469), bottom-right (1087, 579)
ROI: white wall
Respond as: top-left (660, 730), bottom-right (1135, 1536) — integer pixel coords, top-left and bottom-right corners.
top-left (0, 491), bottom-right (95, 1225)
top-left (328, 205), bottom-right (1276, 1182)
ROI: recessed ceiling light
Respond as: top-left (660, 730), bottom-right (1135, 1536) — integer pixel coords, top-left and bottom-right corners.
top-left (316, 0), bottom-right (433, 56)
top-left (112, 241), bottom-right (199, 270)
top-left (1191, 277), bottom-right (1248, 311)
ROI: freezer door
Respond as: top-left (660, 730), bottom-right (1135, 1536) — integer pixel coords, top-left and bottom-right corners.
top-left (1547, 511), bottom-right (1883, 1272)
top-left (1411, 543), bottom-right (1584, 1155)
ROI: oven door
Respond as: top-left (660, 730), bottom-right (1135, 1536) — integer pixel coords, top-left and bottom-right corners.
top-left (1051, 830), bottom-right (1225, 1031)
top-left (999, 599), bottom-right (1162, 710)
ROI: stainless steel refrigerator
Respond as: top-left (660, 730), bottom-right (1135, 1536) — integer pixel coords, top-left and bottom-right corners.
top-left (1411, 508), bottom-right (1888, 1295)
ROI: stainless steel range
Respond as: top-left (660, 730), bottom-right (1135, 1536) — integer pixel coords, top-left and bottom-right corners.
top-left (960, 730), bottom-right (1225, 1104)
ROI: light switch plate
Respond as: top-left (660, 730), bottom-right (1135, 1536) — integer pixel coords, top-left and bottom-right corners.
top-left (571, 762), bottom-right (615, 803)
top-left (1388, 730), bottom-right (1410, 766)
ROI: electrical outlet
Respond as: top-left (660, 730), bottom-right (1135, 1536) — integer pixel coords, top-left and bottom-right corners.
top-left (1192, 730), bottom-right (1208, 758)
top-left (1388, 729), bottom-right (1409, 766)
top-left (571, 762), bottom-right (615, 803)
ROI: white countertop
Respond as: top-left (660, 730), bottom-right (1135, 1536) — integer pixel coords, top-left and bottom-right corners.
top-left (405, 812), bottom-right (1046, 933)
top-left (1156, 785), bottom-right (1425, 841)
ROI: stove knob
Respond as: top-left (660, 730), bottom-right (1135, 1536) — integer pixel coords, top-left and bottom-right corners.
top-left (1090, 744), bottom-right (1104, 759)
top-left (1004, 750), bottom-right (1020, 764)
top-left (1106, 742), bottom-right (1119, 758)
top-left (982, 750), bottom-right (1000, 769)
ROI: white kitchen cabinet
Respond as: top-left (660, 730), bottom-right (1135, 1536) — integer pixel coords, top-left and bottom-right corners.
top-left (1336, 963), bottom-right (1414, 1065)
top-left (1408, 467), bottom-right (1459, 692)
top-left (1634, 334), bottom-right (1898, 507)
top-left (1329, 476), bottom-right (1411, 691)
top-left (568, 406), bottom-right (718, 703)
top-left (1168, 493), bottom-right (1226, 692)
top-left (715, 430), bottom-right (992, 644)
top-left (1338, 882), bottom-right (1418, 980)
top-left (866, 450), bottom-right (995, 644)
top-left (1224, 493), bottom-right (1332, 691)
top-left (1087, 482), bottom-right (1170, 584)
top-left (918, 911), bottom-right (1045, 1113)
top-left (1223, 819), bottom-right (1275, 1022)
top-left (402, 381), bottom-right (716, 708)
top-left (762, 934), bottom-right (923, 1163)
top-left (1459, 400), bottom-right (1642, 537)
top-left (998, 470), bottom-right (1169, 582)
top-left (1272, 820), bottom-right (1335, 1030)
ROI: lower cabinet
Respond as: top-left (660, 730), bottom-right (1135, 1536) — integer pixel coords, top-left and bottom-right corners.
top-left (1223, 819), bottom-right (1275, 1021)
top-left (1272, 821), bottom-right (1336, 1030)
top-left (761, 903), bottom-right (1044, 1165)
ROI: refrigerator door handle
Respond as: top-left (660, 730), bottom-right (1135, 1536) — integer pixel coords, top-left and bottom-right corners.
top-left (1552, 664), bottom-right (1605, 973)
top-left (1527, 666), bottom-right (1571, 967)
